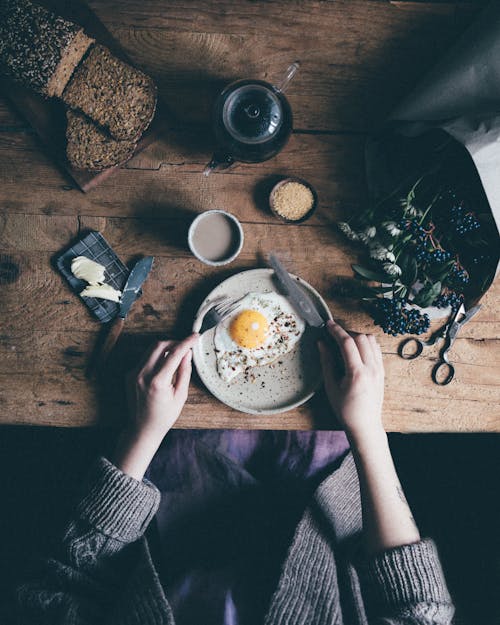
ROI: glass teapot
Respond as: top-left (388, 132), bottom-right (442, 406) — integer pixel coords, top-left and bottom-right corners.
top-left (203, 62), bottom-right (300, 175)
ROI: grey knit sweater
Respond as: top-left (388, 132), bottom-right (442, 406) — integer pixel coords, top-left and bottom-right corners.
top-left (17, 453), bottom-right (454, 624)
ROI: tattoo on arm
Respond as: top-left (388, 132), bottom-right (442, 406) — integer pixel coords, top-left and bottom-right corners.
top-left (396, 484), bottom-right (408, 504)
top-left (396, 484), bottom-right (418, 529)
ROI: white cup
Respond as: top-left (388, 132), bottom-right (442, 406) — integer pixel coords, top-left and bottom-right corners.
top-left (188, 209), bottom-right (244, 266)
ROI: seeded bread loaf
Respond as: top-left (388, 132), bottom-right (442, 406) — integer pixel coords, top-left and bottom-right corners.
top-left (0, 0), bottom-right (94, 97)
top-left (66, 110), bottom-right (137, 171)
top-left (62, 44), bottom-right (157, 141)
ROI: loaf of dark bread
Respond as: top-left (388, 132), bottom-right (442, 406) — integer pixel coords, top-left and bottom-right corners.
top-left (0, 0), bottom-right (94, 97)
top-left (62, 44), bottom-right (157, 141)
top-left (66, 110), bottom-right (137, 171)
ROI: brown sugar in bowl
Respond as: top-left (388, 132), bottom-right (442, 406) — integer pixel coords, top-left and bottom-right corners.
top-left (269, 177), bottom-right (318, 224)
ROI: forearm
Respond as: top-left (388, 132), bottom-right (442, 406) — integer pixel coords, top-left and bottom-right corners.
top-left (112, 427), bottom-right (162, 480)
top-left (349, 428), bottom-right (420, 555)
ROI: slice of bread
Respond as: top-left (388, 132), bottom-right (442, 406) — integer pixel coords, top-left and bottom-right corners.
top-left (66, 110), bottom-right (137, 171)
top-left (0, 0), bottom-right (93, 97)
top-left (62, 44), bottom-right (157, 141)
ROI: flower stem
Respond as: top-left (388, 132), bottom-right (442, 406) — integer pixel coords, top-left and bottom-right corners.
top-left (418, 190), bottom-right (441, 226)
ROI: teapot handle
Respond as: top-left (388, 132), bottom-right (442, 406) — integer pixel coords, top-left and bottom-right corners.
top-left (203, 151), bottom-right (235, 176)
top-left (274, 61), bottom-right (300, 94)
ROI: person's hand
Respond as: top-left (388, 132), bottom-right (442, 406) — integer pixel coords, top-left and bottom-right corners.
top-left (127, 334), bottom-right (199, 439)
top-left (318, 319), bottom-right (385, 446)
top-left (112, 334), bottom-right (199, 479)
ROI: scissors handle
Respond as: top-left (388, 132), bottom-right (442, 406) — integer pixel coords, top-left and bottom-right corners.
top-left (398, 337), bottom-right (424, 360)
top-left (431, 360), bottom-right (455, 385)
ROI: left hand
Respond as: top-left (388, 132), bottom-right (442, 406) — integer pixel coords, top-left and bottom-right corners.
top-left (112, 334), bottom-right (199, 479)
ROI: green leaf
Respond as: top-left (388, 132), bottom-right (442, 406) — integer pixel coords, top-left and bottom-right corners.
top-left (399, 254), bottom-right (418, 285)
top-left (414, 281), bottom-right (441, 308)
top-left (369, 285), bottom-right (395, 294)
top-left (426, 258), bottom-right (454, 278)
top-left (433, 268), bottom-right (453, 283)
top-left (352, 264), bottom-right (393, 283)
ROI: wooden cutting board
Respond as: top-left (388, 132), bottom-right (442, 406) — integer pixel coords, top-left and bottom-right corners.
top-left (0, 0), bottom-right (168, 192)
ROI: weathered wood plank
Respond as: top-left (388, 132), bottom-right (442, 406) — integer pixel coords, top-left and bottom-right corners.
top-left (0, 0), bottom-right (481, 133)
top-left (0, 106), bottom-right (28, 128)
top-left (0, 330), bottom-right (498, 431)
top-left (0, 239), bottom-right (498, 338)
top-left (1, 222), bottom-right (498, 430)
top-left (99, 23), bottom-right (456, 132)
top-left (0, 131), bottom-right (367, 222)
top-left (1, 328), bottom-right (498, 374)
top-left (0, 211), bottom-right (498, 335)
top-left (88, 0), bottom-right (476, 38)
top-left (104, 0), bottom-right (480, 132)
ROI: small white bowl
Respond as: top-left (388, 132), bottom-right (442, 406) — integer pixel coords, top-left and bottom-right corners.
top-left (188, 209), bottom-right (244, 266)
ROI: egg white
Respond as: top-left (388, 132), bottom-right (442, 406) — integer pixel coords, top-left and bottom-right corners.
top-left (214, 292), bottom-right (305, 382)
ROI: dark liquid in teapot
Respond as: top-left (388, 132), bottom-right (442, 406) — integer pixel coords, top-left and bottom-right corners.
top-left (213, 80), bottom-right (293, 163)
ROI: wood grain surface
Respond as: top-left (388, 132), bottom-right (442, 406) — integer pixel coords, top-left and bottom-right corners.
top-left (0, 0), bottom-right (498, 431)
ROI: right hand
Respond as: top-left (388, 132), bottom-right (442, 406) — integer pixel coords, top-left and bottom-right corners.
top-left (318, 319), bottom-right (385, 444)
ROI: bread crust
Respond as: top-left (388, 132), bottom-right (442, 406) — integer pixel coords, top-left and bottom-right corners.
top-left (62, 44), bottom-right (157, 141)
top-left (66, 110), bottom-right (137, 171)
top-left (0, 0), bottom-right (94, 97)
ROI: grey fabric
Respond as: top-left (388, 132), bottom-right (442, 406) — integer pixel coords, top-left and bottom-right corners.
top-left (17, 453), bottom-right (455, 625)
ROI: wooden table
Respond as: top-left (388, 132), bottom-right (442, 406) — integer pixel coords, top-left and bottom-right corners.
top-left (1, 0), bottom-right (498, 432)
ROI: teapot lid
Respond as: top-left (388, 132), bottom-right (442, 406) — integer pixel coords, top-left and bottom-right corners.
top-left (222, 83), bottom-right (283, 145)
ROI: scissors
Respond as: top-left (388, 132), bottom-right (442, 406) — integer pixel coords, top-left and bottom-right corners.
top-left (398, 303), bottom-right (482, 385)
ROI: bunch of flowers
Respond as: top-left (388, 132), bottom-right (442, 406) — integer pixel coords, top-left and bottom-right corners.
top-left (337, 177), bottom-right (492, 336)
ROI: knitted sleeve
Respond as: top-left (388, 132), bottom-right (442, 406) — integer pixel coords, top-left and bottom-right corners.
top-left (361, 539), bottom-right (455, 624)
top-left (16, 457), bottom-right (172, 625)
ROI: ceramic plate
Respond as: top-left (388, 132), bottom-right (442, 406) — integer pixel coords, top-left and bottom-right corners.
top-left (192, 268), bottom-right (332, 415)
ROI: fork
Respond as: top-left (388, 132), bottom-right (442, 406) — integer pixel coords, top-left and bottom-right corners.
top-left (198, 297), bottom-right (241, 334)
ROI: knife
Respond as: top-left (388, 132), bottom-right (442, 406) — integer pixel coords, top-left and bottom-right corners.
top-left (94, 256), bottom-right (154, 371)
top-left (269, 254), bottom-right (326, 328)
top-left (269, 254), bottom-right (345, 373)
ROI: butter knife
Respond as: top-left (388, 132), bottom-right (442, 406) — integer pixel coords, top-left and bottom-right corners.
top-left (268, 254), bottom-right (345, 372)
top-left (93, 256), bottom-right (154, 372)
top-left (268, 254), bottom-right (326, 328)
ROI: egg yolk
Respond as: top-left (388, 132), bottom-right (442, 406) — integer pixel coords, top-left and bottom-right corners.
top-left (229, 309), bottom-right (269, 349)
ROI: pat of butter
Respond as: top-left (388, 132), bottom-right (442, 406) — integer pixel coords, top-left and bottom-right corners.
top-left (80, 284), bottom-right (122, 303)
top-left (71, 256), bottom-right (106, 285)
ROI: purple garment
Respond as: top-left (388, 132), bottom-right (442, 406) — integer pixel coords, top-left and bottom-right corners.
top-left (146, 430), bottom-right (349, 625)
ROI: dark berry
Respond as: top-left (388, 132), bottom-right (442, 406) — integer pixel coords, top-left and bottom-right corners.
top-left (449, 264), bottom-right (470, 287)
top-left (433, 290), bottom-right (463, 312)
top-left (429, 249), bottom-right (452, 264)
top-left (370, 297), bottom-right (430, 337)
top-left (449, 203), bottom-right (480, 235)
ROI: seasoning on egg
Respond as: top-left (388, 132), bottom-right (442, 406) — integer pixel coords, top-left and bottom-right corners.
top-left (273, 181), bottom-right (314, 221)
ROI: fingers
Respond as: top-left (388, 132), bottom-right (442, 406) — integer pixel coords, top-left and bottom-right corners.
top-left (325, 320), bottom-right (362, 371)
top-left (353, 334), bottom-right (373, 365)
top-left (318, 340), bottom-right (334, 374)
top-left (326, 320), bottom-right (385, 371)
top-left (155, 333), bottom-right (199, 384)
top-left (174, 350), bottom-right (193, 399)
top-left (134, 340), bottom-right (174, 378)
top-left (318, 339), bottom-right (340, 389)
top-left (367, 334), bottom-right (383, 369)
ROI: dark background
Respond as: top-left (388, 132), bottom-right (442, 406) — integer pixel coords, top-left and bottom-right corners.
top-left (0, 427), bottom-right (498, 624)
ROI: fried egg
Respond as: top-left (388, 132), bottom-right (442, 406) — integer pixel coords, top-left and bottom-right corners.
top-left (214, 292), bottom-right (305, 382)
